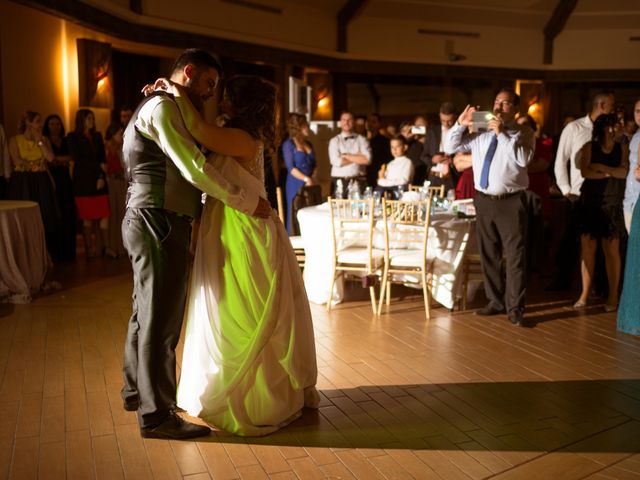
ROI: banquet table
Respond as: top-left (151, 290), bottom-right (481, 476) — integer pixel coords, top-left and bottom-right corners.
top-left (297, 203), bottom-right (474, 310)
top-left (0, 200), bottom-right (50, 303)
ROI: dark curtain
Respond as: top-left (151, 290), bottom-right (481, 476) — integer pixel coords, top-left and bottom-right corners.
top-left (112, 50), bottom-right (161, 121)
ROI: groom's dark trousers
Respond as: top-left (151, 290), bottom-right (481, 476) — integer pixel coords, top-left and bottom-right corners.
top-left (121, 92), bottom-right (203, 428)
top-left (121, 208), bottom-right (192, 428)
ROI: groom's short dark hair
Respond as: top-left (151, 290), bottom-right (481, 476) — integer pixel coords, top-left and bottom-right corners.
top-left (171, 49), bottom-right (223, 76)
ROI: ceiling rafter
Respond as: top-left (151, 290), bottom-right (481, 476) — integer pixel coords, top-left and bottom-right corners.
top-left (543, 0), bottom-right (578, 65)
top-left (337, 0), bottom-right (370, 53)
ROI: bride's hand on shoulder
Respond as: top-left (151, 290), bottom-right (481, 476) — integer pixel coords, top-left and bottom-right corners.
top-left (140, 78), bottom-right (182, 97)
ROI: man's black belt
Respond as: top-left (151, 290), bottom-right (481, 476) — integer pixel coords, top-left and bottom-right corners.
top-left (477, 190), bottom-right (525, 200)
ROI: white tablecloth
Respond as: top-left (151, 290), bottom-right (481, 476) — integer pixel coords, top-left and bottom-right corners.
top-left (298, 203), bottom-right (473, 309)
top-left (0, 201), bottom-right (49, 303)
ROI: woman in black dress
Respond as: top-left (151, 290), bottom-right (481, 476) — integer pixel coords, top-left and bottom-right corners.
top-left (67, 109), bottom-right (112, 258)
top-left (574, 113), bottom-right (629, 311)
top-left (43, 114), bottom-right (77, 260)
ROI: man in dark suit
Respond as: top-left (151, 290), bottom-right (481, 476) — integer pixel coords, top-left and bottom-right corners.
top-left (421, 102), bottom-right (458, 192)
top-left (365, 113), bottom-right (392, 187)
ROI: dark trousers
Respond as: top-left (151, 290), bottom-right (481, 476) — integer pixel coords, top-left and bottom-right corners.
top-left (121, 208), bottom-right (192, 428)
top-left (553, 195), bottom-right (581, 287)
top-left (474, 191), bottom-right (528, 314)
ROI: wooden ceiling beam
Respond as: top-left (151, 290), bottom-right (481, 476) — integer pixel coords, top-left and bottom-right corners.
top-left (129, 0), bottom-right (142, 14)
top-left (337, 0), bottom-right (370, 53)
top-left (543, 0), bottom-right (578, 64)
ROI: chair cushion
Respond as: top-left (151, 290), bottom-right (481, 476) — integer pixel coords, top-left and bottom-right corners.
top-left (388, 249), bottom-right (425, 268)
top-left (337, 247), bottom-right (384, 267)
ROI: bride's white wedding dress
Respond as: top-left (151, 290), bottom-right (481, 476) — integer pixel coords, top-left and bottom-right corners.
top-left (177, 145), bottom-right (319, 436)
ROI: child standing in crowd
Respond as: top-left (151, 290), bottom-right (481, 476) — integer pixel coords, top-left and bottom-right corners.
top-left (375, 135), bottom-right (414, 195)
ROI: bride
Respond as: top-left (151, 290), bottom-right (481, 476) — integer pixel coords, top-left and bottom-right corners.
top-left (153, 75), bottom-right (319, 436)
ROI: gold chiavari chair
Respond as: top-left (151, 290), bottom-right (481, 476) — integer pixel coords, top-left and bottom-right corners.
top-left (277, 186), bottom-right (305, 269)
top-left (377, 197), bottom-right (433, 320)
top-left (327, 197), bottom-right (384, 315)
top-left (409, 184), bottom-right (445, 198)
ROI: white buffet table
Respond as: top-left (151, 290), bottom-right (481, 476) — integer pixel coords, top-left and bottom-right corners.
top-left (297, 203), bottom-right (473, 309)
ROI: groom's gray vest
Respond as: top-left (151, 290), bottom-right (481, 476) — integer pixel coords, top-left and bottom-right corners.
top-left (123, 92), bottom-right (202, 219)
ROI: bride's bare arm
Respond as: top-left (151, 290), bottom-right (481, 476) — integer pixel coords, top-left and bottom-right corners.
top-left (162, 80), bottom-right (256, 159)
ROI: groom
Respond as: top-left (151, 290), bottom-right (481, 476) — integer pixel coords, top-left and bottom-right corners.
top-left (121, 48), bottom-right (272, 439)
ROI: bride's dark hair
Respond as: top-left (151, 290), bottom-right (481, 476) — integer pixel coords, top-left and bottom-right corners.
top-left (224, 75), bottom-right (279, 159)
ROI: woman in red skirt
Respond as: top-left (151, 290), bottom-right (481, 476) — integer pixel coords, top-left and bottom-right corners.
top-left (68, 109), bottom-right (113, 258)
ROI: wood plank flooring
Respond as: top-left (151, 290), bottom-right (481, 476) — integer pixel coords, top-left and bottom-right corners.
top-left (1, 258), bottom-right (639, 479)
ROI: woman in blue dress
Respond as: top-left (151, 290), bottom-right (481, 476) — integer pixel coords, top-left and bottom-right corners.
top-left (282, 113), bottom-right (316, 235)
top-left (618, 162), bottom-right (640, 335)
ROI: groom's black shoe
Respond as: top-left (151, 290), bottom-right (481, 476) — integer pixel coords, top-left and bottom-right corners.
top-left (123, 400), bottom-right (139, 412)
top-left (140, 411), bottom-right (211, 440)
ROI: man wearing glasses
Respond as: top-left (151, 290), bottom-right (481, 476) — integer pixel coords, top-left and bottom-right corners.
top-left (445, 88), bottom-right (534, 326)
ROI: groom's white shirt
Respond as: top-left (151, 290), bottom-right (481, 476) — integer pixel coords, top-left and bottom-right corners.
top-left (134, 95), bottom-right (259, 215)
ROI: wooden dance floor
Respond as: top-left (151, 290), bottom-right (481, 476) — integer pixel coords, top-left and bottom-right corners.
top-left (2, 258), bottom-right (640, 479)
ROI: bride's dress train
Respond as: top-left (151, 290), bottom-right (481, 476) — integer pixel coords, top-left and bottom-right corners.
top-left (177, 147), bottom-right (319, 436)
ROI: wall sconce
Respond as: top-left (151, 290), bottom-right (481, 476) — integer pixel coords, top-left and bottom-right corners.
top-left (77, 39), bottom-right (113, 108)
top-left (306, 71), bottom-right (332, 121)
top-left (516, 80), bottom-right (544, 132)
top-left (317, 96), bottom-right (330, 110)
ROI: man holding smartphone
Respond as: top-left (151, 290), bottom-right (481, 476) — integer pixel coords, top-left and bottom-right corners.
top-left (445, 88), bottom-right (534, 326)
top-left (422, 102), bottom-right (458, 190)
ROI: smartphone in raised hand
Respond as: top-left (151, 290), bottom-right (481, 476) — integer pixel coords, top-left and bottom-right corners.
top-left (470, 111), bottom-right (493, 133)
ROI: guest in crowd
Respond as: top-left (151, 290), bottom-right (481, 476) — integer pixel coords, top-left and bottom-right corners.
top-left (0, 123), bottom-right (10, 199)
top-left (518, 115), bottom-right (552, 221)
top-left (414, 115), bottom-right (428, 130)
top-left (446, 88), bottom-right (534, 326)
top-left (422, 102), bottom-right (458, 193)
top-left (365, 113), bottom-right (392, 187)
top-left (623, 115), bottom-right (638, 144)
top-left (328, 111), bottom-right (370, 196)
top-left (7, 111), bottom-right (60, 255)
top-left (375, 135), bottom-right (414, 195)
top-left (453, 152), bottom-right (475, 199)
top-left (105, 122), bottom-right (127, 257)
top-left (550, 92), bottom-right (615, 290)
top-left (282, 113), bottom-right (316, 234)
top-left (67, 109), bottom-right (113, 259)
top-left (118, 106), bottom-right (133, 129)
top-left (401, 121), bottom-right (427, 184)
top-left (354, 115), bottom-right (367, 136)
top-left (385, 123), bottom-right (398, 138)
top-left (574, 113), bottom-right (628, 312)
top-left (618, 158), bottom-right (640, 335)
top-left (43, 114), bottom-right (77, 261)
top-left (623, 99), bottom-right (640, 233)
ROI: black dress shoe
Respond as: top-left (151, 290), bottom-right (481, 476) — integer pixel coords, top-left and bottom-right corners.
top-left (141, 411), bottom-right (211, 440)
top-left (123, 400), bottom-right (139, 412)
top-left (475, 305), bottom-right (506, 316)
top-left (508, 310), bottom-right (524, 326)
